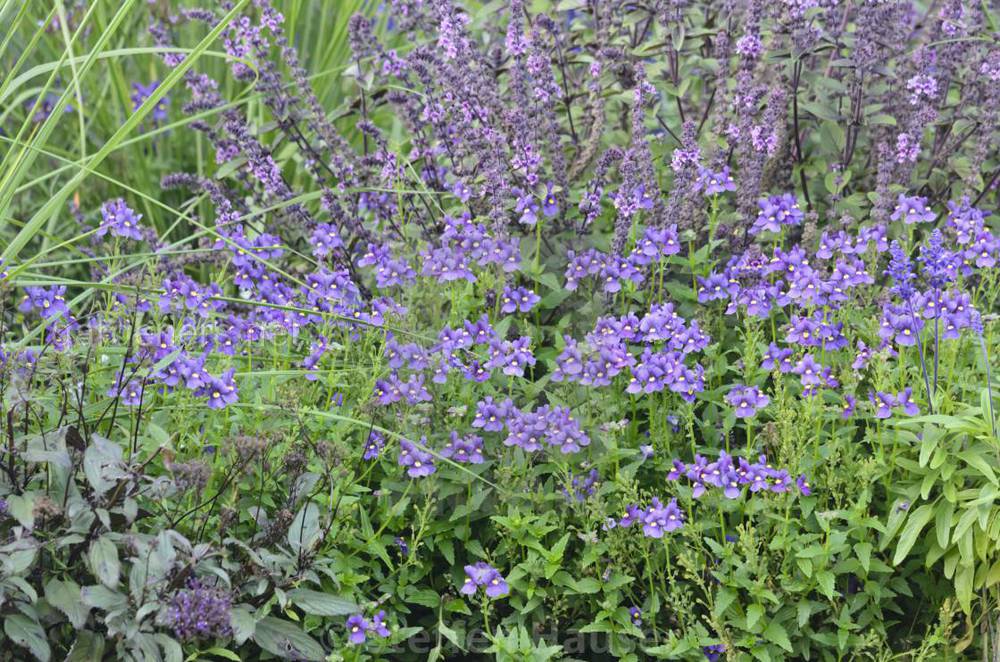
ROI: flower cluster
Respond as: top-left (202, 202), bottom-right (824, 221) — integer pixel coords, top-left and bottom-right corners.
top-left (165, 580), bottom-right (233, 641)
top-left (666, 452), bottom-right (808, 500)
top-left (460, 562), bottom-right (509, 598)
top-left (345, 611), bottom-right (391, 645)
top-left (615, 497), bottom-right (685, 538)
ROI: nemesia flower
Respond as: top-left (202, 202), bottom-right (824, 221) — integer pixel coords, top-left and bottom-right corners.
top-left (541, 182), bottom-right (558, 217)
top-left (751, 193), bottom-right (804, 235)
top-left (842, 394), bottom-right (857, 419)
top-left (346, 615), bottom-right (370, 645)
top-left (869, 391), bottom-right (897, 419)
top-left (890, 194), bottom-right (936, 224)
top-left (460, 562), bottom-right (509, 598)
top-left (703, 643), bottom-right (726, 661)
top-left (363, 431), bottom-right (385, 460)
top-left (131, 80), bottom-right (169, 123)
top-left (629, 607), bottom-right (643, 627)
top-left (398, 438), bottom-right (436, 477)
top-left (97, 198), bottom-right (144, 241)
top-left (618, 497), bottom-right (684, 537)
top-left (896, 387), bottom-right (920, 416)
top-left (725, 385), bottom-right (770, 418)
top-left (694, 166), bottom-right (736, 196)
top-left (500, 285), bottom-right (540, 314)
top-left (441, 431), bottom-right (485, 464)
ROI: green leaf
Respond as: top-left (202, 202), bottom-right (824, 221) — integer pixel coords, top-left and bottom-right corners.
top-left (253, 617), bottom-right (326, 661)
top-left (763, 620), bottom-right (793, 652)
top-left (203, 648), bottom-right (242, 661)
top-left (713, 587), bottom-right (736, 618)
top-left (45, 578), bottom-right (90, 628)
top-left (815, 571), bottom-right (836, 599)
top-left (406, 588), bottom-right (441, 608)
top-left (854, 542), bottom-right (872, 574)
top-left (80, 585), bottom-right (127, 611)
top-left (955, 563), bottom-right (974, 613)
top-left (958, 450), bottom-right (998, 485)
top-left (286, 589), bottom-right (358, 616)
top-left (64, 632), bottom-right (104, 662)
top-left (88, 535), bottom-right (120, 588)
top-left (935, 501), bottom-right (954, 550)
top-left (230, 605), bottom-right (256, 646)
top-left (4, 614), bottom-right (50, 662)
top-left (919, 430), bottom-right (939, 467)
top-left (287, 502), bottom-right (321, 553)
top-left (797, 601), bottom-right (813, 628)
top-left (746, 603), bottom-right (765, 631)
top-left (893, 504), bottom-right (934, 565)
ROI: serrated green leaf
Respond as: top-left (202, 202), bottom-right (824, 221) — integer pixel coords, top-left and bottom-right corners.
top-left (88, 535), bottom-right (120, 588)
top-left (4, 614), bottom-right (50, 662)
top-left (763, 620), bottom-right (793, 652)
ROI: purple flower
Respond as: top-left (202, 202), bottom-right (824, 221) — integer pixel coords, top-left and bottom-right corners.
top-left (891, 194), bottom-right (936, 224)
top-left (19, 286), bottom-right (69, 319)
top-left (363, 431), bottom-right (385, 460)
top-left (346, 614), bottom-right (370, 645)
top-left (919, 229), bottom-right (957, 288)
top-left (761, 343), bottom-right (794, 373)
top-left (793, 354), bottom-right (824, 388)
top-left (98, 198), bottom-right (144, 241)
top-left (397, 438), bottom-right (436, 477)
top-left (200, 369), bottom-right (239, 410)
top-left (130, 81), bottom-right (169, 124)
top-left (694, 166), bottom-right (736, 196)
top-left (515, 190), bottom-right (540, 225)
top-left (541, 182), bottom-right (558, 217)
top-left (703, 643), bottom-right (726, 661)
top-left (461, 562), bottom-right (509, 598)
top-left (697, 272), bottom-right (730, 302)
top-left (870, 391), bottom-right (897, 419)
top-left (371, 610), bottom-right (391, 638)
top-left (311, 223), bottom-right (344, 258)
top-left (441, 432), bottom-right (485, 464)
top-left (166, 580), bottom-right (233, 641)
top-left (751, 193), bottom-right (804, 235)
top-left (500, 285), bottom-right (540, 314)
top-left (564, 468), bottom-right (599, 501)
top-left (897, 387), bottom-right (920, 416)
top-left (624, 497), bottom-right (684, 538)
top-left (842, 395), bottom-right (857, 419)
top-left (107, 376), bottom-right (144, 407)
top-left (725, 385), bottom-right (770, 418)
top-left (797, 474), bottom-right (812, 496)
top-left (629, 606), bottom-right (643, 627)
top-left (472, 396), bottom-right (515, 432)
